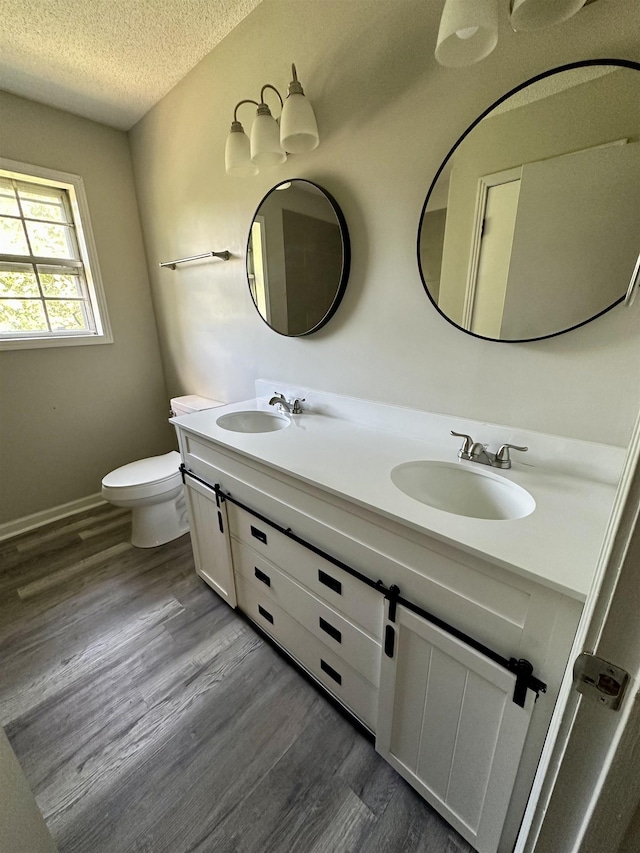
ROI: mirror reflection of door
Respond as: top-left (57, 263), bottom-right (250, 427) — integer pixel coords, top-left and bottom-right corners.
top-left (459, 142), bottom-right (640, 339)
top-left (465, 171), bottom-right (521, 337)
top-left (502, 141), bottom-right (640, 338)
top-left (248, 215), bottom-right (271, 322)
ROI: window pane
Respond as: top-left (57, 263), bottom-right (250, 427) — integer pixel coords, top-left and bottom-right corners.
top-left (25, 221), bottom-right (77, 259)
top-left (0, 180), bottom-right (19, 216)
top-left (38, 266), bottom-right (83, 298)
top-left (46, 299), bottom-right (91, 331)
top-left (16, 184), bottom-right (67, 223)
top-left (0, 264), bottom-right (39, 297)
top-left (0, 216), bottom-right (29, 254)
top-left (0, 167), bottom-right (110, 346)
top-left (0, 299), bottom-right (48, 332)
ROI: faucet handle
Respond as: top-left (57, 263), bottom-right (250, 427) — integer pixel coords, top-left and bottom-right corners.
top-left (450, 431), bottom-right (474, 456)
top-left (291, 397), bottom-right (305, 414)
top-left (495, 443), bottom-right (528, 467)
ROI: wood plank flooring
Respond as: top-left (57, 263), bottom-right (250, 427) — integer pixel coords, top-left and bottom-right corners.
top-left (1, 506), bottom-right (475, 853)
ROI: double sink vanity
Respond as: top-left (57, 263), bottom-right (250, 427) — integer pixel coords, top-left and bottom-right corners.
top-left (171, 380), bottom-right (623, 853)
top-left (162, 54), bottom-right (639, 853)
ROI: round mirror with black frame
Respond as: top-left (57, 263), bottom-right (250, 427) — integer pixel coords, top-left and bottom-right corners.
top-left (418, 59), bottom-right (640, 343)
top-left (246, 179), bottom-right (350, 337)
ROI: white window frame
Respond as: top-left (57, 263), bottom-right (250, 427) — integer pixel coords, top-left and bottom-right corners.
top-left (0, 158), bottom-right (113, 350)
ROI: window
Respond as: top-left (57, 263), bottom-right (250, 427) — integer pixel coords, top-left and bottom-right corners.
top-left (0, 159), bottom-right (112, 349)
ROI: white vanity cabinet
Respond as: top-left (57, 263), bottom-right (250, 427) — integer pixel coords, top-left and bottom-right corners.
top-left (174, 423), bottom-right (587, 853)
top-left (183, 474), bottom-right (236, 607)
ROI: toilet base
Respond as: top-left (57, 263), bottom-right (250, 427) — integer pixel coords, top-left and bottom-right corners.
top-left (130, 490), bottom-right (189, 548)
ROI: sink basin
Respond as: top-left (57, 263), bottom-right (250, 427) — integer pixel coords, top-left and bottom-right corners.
top-left (391, 460), bottom-right (535, 520)
top-left (216, 410), bottom-right (290, 433)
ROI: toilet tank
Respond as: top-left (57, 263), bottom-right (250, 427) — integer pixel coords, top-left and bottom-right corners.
top-left (170, 395), bottom-right (224, 417)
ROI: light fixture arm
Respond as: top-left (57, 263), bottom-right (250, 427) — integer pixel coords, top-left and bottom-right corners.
top-left (232, 98), bottom-right (260, 123)
top-left (287, 64), bottom-right (305, 96)
top-left (259, 84), bottom-right (284, 113)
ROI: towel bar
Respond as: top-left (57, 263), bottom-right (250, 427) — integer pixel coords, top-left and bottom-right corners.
top-left (159, 250), bottom-right (231, 270)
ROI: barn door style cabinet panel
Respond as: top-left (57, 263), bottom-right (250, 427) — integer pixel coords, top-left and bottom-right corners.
top-left (377, 603), bottom-right (534, 853)
top-left (172, 392), bottom-right (620, 853)
top-left (183, 475), bottom-right (236, 607)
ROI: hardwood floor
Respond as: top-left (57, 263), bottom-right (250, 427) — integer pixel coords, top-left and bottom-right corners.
top-left (0, 506), bottom-right (475, 853)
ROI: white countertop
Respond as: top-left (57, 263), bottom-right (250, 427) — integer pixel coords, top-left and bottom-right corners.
top-left (171, 397), bottom-right (622, 602)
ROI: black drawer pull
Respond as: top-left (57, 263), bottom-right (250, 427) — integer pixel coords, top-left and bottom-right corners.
top-left (320, 659), bottom-right (342, 685)
top-left (318, 570), bottom-right (342, 595)
top-left (319, 617), bottom-right (342, 644)
top-left (258, 605), bottom-right (274, 624)
top-left (254, 567), bottom-right (271, 587)
top-left (251, 525), bottom-right (267, 545)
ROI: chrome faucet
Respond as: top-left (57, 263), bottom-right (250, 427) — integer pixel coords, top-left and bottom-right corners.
top-left (269, 392), bottom-right (305, 415)
top-left (450, 431), bottom-right (528, 469)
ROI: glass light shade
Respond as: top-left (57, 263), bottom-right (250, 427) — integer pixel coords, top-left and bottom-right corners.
top-left (280, 93), bottom-right (319, 153)
top-left (435, 0), bottom-right (499, 67)
top-left (250, 110), bottom-right (287, 167)
top-left (510, 0), bottom-right (588, 31)
top-left (225, 125), bottom-right (258, 176)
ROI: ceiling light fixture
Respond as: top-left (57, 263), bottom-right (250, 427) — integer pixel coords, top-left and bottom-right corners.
top-left (225, 64), bottom-right (319, 177)
top-left (435, 0), bottom-right (499, 68)
top-left (435, 0), bottom-right (599, 68)
top-left (510, 0), bottom-right (590, 31)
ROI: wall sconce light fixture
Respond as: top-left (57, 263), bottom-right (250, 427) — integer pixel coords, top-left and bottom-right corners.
top-left (225, 64), bottom-right (319, 176)
top-left (435, 0), bottom-right (600, 67)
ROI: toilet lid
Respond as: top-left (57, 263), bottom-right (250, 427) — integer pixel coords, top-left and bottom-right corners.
top-left (102, 451), bottom-right (182, 488)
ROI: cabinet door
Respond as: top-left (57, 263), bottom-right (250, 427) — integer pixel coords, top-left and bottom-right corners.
top-left (376, 604), bottom-right (533, 853)
top-left (184, 476), bottom-right (236, 607)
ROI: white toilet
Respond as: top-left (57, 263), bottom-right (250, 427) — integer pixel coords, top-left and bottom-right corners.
top-left (101, 395), bottom-right (223, 548)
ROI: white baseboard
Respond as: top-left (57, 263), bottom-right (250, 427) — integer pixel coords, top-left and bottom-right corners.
top-left (0, 494), bottom-right (106, 542)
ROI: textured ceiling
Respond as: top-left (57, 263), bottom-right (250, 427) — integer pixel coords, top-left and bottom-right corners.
top-left (0, 0), bottom-right (263, 130)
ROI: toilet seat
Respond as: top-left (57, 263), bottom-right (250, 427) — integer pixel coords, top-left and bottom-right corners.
top-left (101, 451), bottom-right (182, 502)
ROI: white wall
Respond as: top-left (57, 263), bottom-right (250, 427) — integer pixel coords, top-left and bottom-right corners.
top-left (0, 93), bottom-right (173, 526)
top-left (129, 0), bottom-right (640, 448)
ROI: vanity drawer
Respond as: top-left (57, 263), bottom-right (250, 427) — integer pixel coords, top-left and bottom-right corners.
top-left (228, 504), bottom-right (383, 640)
top-left (232, 539), bottom-right (381, 686)
top-left (235, 574), bottom-right (377, 731)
